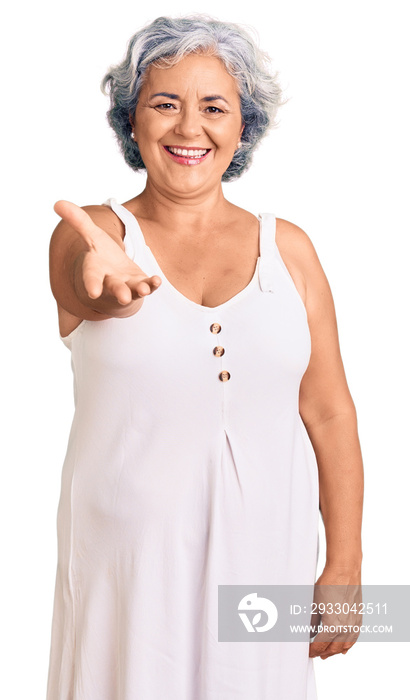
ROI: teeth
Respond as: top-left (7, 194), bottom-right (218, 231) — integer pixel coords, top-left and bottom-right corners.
top-left (168, 147), bottom-right (208, 157)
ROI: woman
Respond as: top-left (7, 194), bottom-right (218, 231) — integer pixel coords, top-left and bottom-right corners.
top-left (46, 15), bottom-right (364, 700)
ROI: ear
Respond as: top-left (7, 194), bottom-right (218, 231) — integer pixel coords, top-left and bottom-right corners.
top-left (129, 113), bottom-right (135, 129)
top-left (239, 123), bottom-right (245, 138)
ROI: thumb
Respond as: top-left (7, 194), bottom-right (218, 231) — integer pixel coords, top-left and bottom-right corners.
top-left (54, 200), bottom-right (100, 250)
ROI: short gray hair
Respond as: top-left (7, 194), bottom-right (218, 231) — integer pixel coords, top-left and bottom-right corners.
top-left (101, 15), bottom-right (286, 181)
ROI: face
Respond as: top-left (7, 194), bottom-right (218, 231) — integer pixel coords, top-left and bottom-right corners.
top-left (131, 53), bottom-right (244, 198)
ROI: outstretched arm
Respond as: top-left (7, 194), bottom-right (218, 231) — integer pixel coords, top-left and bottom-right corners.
top-left (50, 200), bottom-right (162, 321)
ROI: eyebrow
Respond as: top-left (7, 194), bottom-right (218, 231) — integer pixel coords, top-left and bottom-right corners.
top-left (202, 95), bottom-right (229, 105)
top-left (150, 92), bottom-right (179, 100)
top-left (149, 92), bottom-right (230, 105)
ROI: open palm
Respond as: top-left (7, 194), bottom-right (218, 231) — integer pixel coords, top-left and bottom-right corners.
top-left (54, 200), bottom-right (162, 307)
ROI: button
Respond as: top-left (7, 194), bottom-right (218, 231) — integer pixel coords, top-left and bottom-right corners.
top-left (219, 371), bottom-right (231, 382)
top-left (210, 322), bottom-right (221, 334)
top-left (213, 346), bottom-right (225, 357)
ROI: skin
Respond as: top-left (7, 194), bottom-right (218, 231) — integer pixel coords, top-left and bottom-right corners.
top-left (50, 52), bottom-right (364, 661)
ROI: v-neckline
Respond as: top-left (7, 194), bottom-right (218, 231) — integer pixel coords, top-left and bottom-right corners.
top-left (121, 204), bottom-right (262, 314)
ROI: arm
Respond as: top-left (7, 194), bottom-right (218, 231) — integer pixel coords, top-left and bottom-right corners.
top-left (49, 200), bottom-right (162, 321)
top-left (277, 220), bottom-right (364, 574)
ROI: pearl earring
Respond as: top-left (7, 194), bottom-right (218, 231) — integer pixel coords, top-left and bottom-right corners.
top-left (131, 132), bottom-right (135, 139)
top-left (237, 141), bottom-right (242, 149)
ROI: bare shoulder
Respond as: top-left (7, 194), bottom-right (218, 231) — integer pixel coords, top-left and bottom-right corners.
top-left (75, 203), bottom-right (124, 243)
top-left (275, 217), bottom-right (331, 309)
top-left (82, 203), bottom-right (124, 234)
top-left (275, 217), bottom-right (320, 269)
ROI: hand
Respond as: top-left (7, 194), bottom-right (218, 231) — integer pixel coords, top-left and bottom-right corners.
top-left (54, 200), bottom-right (162, 309)
top-left (309, 566), bottom-right (362, 660)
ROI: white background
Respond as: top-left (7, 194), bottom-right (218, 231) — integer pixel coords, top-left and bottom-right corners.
top-left (1, 0), bottom-right (409, 698)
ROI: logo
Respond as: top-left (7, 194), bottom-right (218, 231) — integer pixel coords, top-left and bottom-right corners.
top-left (238, 592), bottom-right (278, 633)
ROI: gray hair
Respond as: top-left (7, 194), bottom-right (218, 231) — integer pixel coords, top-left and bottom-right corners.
top-left (101, 15), bottom-right (286, 181)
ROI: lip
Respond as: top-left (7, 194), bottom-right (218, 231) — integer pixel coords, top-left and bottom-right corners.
top-left (162, 145), bottom-right (212, 166)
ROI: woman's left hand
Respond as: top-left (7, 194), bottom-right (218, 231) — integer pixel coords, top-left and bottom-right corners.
top-left (308, 565), bottom-right (362, 659)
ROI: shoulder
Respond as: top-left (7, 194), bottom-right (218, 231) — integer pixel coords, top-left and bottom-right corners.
top-left (275, 218), bottom-right (319, 266)
top-left (274, 217), bottom-right (333, 313)
top-left (275, 217), bottom-right (328, 284)
top-left (81, 204), bottom-right (125, 242)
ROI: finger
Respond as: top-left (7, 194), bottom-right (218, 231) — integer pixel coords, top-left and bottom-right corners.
top-left (54, 200), bottom-right (103, 249)
top-left (309, 645), bottom-right (332, 658)
top-left (81, 258), bottom-right (105, 298)
top-left (309, 629), bottom-right (335, 648)
top-left (320, 641), bottom-right (347, 655)
top-left (310, 633), bottom-right (357, 658)
top-left (135, 280), bottom-right (151, 297)
top-left (141, 275), bottom-right (162, 292)
top-left (309, 636), bottom-right (335, 657)
top-left (318, 635), bottom-right (356, 658)
top-left (83, 272), bottom-right (104, 299)
top-left (150, 275), bottom-right (162, 287)
top-left (105, 277), bottom-right (134, 305)
top-left (106, 276), bottom-right (156, 304)
top-left (128, 275), bottom-right (162, 297)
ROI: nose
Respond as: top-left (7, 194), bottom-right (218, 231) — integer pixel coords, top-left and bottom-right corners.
top-left (174, 105), bottom-right (203, 140)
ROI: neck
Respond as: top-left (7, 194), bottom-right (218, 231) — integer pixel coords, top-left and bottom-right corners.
top-left (131, 176), bottom-right (234, 234)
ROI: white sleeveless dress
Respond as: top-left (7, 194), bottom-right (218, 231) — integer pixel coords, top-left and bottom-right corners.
top-left (46, 198), bottom-right (320, 700)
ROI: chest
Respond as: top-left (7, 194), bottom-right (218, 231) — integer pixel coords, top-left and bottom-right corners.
top-left (149, 244), bottom-right (260, 308)
top-left (141, 218), bottom-right (305, 309)
top-left (137, 215), bottom-right (260, 308)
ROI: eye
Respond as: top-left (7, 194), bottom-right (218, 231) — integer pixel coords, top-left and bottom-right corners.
top-left (154, 103), bottom-right (177, 111)
top-left (205, 106), bottom-right (224, 114)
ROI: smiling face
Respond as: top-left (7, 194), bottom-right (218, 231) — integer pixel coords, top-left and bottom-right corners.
top-left (131, 52), bottom-right (244, 199)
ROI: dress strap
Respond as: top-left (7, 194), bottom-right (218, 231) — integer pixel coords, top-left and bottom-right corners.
top-left (103, 197), bottom-right (146, 261)
top-left (257, 213), bottom-right (277, 293)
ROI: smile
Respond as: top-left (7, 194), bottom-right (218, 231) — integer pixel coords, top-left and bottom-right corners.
top-left (163, 145), bottom-right (211, 165)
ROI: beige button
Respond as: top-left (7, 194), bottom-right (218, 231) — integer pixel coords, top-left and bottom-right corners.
top-left (219, 370), bottom-right (231, 382)
top-left (210, 323), bottom-right (221, 334)
top-left (213, 346), bottom-right (225, 357)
